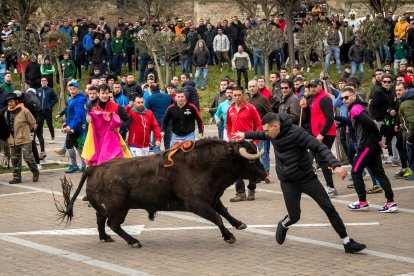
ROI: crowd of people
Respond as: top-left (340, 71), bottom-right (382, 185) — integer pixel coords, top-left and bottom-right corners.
top-left (1, 1), bottom-right (414, 254)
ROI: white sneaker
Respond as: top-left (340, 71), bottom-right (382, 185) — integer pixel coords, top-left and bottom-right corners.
top-left (49, 139), bottom-right (55, 144)
top-left (326, 186), bottom-right (338, 198)
top-left (37, 164), bottom-right (43, 170)
top-left (385, 156), bottom-right (393, 164)
top-left (14, 68), bottom-right (17, 74)
top-left (306, 67), bottom-right (310, 73)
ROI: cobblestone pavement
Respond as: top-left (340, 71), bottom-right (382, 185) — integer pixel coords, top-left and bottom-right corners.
top-left (1, 127), bottom-right (414, 275)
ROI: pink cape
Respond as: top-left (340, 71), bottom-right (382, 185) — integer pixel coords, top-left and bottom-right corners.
top-left (83, 111), bottom-right (123, 166)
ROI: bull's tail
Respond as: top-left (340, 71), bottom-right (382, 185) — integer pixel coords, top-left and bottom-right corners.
top-left (53, 171), bottom-right (88, 226)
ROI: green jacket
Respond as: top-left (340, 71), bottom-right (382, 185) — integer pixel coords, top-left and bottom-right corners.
top-left (399, 90), bottom-right (414, 143)
top-left (111, 37), bottom-right (125, 54)
top-left (40, 64), bottom-right (55, 76)
top-left (393, 42), bottom-right (407, 60)
top-left (0, 82), bottom-right (15, 94)
top-left (125, 30), bottom-right (135, 49)
top-left (61, 59), bottom-right (76, 78)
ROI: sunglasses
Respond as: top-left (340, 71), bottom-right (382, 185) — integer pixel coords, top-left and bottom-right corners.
top-left (341, 95), bottom-right (352, 101)
top-left (280, 87), bottom-right (289, 90)
top-left (382, 80), bottom-right (392, 84)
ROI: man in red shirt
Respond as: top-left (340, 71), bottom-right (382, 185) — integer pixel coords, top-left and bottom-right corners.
top-left (257, 76), bottom-right (272, 102)
top-left (300, 79), bottom-right (337, 197)
top-left (227, 86), bottom-right (263, 202)
top-left (126, 96), bottom-right (161, 156)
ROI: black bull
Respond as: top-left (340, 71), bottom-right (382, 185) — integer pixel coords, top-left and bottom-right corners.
top-left (55, 139), bottom-right (266, 248)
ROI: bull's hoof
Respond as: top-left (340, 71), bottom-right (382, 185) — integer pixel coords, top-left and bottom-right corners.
top-left (224, 236), bottom-right (236, 244)
top-left (148, 211), bottom-right (157, 221)
top-left (130, 242), bottom-right (142, 248)
top-left (236, 223), bottom-right (247, 230)
top-left (101, 236), bottom-right (114, 243)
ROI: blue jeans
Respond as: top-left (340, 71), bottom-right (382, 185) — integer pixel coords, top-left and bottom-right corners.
top-left (187, 52), bottom-right (193, 74)
top-left (180, 59), bottom-right (188, 74)
top-left (194, 67), bottom-right (208, 88)
top-left (139, 58), bottom-right (149, 83)
top-left (406, 142), bottom-right (414, 172)
top-left (258, 140), bottom-right (270, 173)
top-left (379, 44), bottom-right (390, 63)
top-left (217, 123), bottom-right (224, 140)
top-left (325, 47), bottom-right (341, 72)
top-left (253, 52), bottom-right (264, 75)
top-left (170, 132), bottom-right (195, 146)
top-left (351, 61), bottom-right (364, 80)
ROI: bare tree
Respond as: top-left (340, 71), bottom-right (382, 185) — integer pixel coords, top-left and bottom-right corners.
top-left (236, 0), bottom-right (259, 17)
top-left (235, 0), bottom-right (278, 18)
top-left (137, 31), bottom-right (185, 87)
top-left (365, 0), bottom-right (400, 15)
top-left (259, 0), bottom-right (278, 19)
top-left (2, 0), bottom-right (39, 30)
top-left (273, 0), bottom-right (301, 70)
top-left (125, 0), bottom-right (179, 22)
top-left (3, 31), bottom-right (41, 90)
top-left (38, 0), bottom-right (73, 23)
top-left (245, 26), bottom-right (284, 85)
top-left (358, 18), bottom-right (390, 68)
top-left (43, 31), bottom-right (71, 109)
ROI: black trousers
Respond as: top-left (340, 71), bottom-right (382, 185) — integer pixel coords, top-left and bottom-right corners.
top-left (351, 146), bottom-right (394, 202)
top-left (236, 69), bottom-right (248, 89)
top-left (280, 177), bottom-right (348, 239)
top-left (44, 109), bottom-right (55, 140)
top-left (315, 135), bottom-right (336, 188)
top-left (73, 59), bottom-right (82, 79)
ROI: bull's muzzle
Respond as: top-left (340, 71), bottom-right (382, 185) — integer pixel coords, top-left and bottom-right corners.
top-left (239, 148), bottom-right (264, 160)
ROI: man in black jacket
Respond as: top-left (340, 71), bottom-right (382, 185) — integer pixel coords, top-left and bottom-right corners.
top-left (343, 86), bottom-right (398, 213)
top-left (89, 37), bottom-right (107, 74)
top-left (232, 112), bottom-right (366, 254)
top-left (122, 74), bottom-right (142, 101)
top-left (181, 73), bottom-right (200, 110)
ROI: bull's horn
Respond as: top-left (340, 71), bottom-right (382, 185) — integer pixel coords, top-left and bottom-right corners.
top-left (239, 147), bottom-right (264, 160)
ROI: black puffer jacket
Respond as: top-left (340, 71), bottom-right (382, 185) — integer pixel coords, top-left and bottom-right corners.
top-left (123, 81), bottom-right (143, 101)
top-left (182, 80), bottom-right (200, 110)
top-left (245, 112), bottom-right (340, 183)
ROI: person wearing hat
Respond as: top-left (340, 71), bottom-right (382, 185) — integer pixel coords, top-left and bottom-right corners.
top-left (4, 92), bottom-right (39, 184)
top-left (64, 81), bottom-right (87, 173)
top-left (300, 79), bottom-right (338, 197)
top-left (347, 10), bottom-right (360, 33)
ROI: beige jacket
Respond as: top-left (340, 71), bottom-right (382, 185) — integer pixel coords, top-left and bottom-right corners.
top-left (5, 106), bottom-right (36, 146)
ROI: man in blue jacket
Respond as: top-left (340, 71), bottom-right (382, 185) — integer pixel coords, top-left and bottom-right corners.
top-left (82, 27), bottom-right (94, 71)
top-left (71, 35), bottom-right (84, 79)
top-left (145, 83), bottom-right (174, 149)
top-left (113, 81), bottom-right (128, 107)
top-left (36, 77), bottom-right (58, 145)
top-left (64, 81), bottom-right (87, 173)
